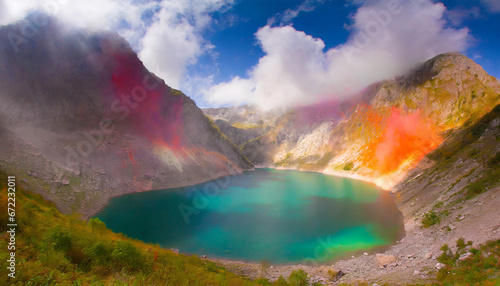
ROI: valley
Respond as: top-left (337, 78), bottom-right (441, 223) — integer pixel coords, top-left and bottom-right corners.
top-left (0, 3), bottom-right (499, 284)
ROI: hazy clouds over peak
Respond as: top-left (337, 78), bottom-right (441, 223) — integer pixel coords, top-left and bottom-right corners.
top-left (0, 0), bottom-right (480, 110)
top-left (204, 0), bottom-right (470, 110)
top-left (0, 0), bottom-right (233, 89)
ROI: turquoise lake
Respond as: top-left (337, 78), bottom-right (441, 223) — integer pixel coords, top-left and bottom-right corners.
top-left (95, 168), bottom-right (404, 264)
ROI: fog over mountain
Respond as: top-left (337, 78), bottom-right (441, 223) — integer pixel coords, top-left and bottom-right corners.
top-left (0, 0), bottom-right (477, 110)
top-left (205, 0), bottom-right (470, 110)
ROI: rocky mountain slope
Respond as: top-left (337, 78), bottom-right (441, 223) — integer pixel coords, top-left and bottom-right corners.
top-left (0, 18), bottom-right (252, 217)
top-left (203, 54), bottom-right (500, 285)
top-left (205, 53), bottom-right (500, 189)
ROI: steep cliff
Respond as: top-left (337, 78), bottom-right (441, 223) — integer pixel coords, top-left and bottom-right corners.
top-left (0, 18), bottom-right (252, 217)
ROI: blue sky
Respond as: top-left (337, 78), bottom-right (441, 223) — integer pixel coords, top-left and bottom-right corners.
top-left (190, 0), bottom-right (500, 108)
top-left (1, 0), bottom-right (499, 108)
top-left (192, 0), bottom-right (354, 85)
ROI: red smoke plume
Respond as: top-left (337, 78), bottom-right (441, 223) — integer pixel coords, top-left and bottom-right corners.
top-left (362, 107), bottom-right (442, 174)
top-left (109, 52), bottom-right (183, 149)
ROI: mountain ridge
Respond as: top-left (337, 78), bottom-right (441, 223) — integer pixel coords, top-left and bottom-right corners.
top-left (204, 52), bottom-right (500, 189)
top-left (201, 53), bottom-right (500, 285)
top-left (0, 18), bottom-right (253, 217)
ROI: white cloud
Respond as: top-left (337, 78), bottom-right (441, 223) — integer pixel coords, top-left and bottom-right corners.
top-left (205, 0), bottom-right (471, 110)
top-left (482, 0), bottom-right (500, 13)
top-left (268, 0), bottom-right (326, 25)
top-left (0, 0), bottom-right (233, 89)
top-left (139, 0), bottom-right (233, 89)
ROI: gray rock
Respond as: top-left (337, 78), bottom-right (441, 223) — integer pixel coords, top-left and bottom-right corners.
top-left (458, 252), bottom-right (473, 261)
top-left (435, 263), bottom-right (446, 270)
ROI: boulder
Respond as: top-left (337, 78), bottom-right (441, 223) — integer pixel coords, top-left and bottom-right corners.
top-left (376, 254), bottom-right (396, 267)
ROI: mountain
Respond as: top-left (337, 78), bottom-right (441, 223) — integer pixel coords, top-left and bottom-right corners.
top-left (202, 53), bottom-right (500, 284)
top-left (204, 53), bottom-right (500, 189)
top-left (0, 18), bottom-right (252, 217)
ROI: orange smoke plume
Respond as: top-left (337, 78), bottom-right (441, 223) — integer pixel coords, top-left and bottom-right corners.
top-left (362, 107), bottom-right (442, 174)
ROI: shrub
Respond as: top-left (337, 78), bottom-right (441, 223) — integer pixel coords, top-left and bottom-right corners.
top-left (111, 241), bottom-right (144, 271)
top-left (488, 152), bottom-right (500, 167)
top-left (327, 269), bottom-right (345, 281)
top-left (288, 270), bottom-right (308, 286)
top-left (343, 162), bottom-right (354, 171)
top-left (67, 246), bottom-right (90, 269)
top-left (254, 277), bottom-right (271, 285)
top-left (89, 241), bottom-right (113, 264)
top-left (436, 239), bottom-right (500, 284)
top-left (422, 211), bottom-right (441, 227)
top-left (88, 218), bottom-right (107, 236)
top-left (45, 226), bottom-right (72, 252)
top-left (273, 276), bottom-right (288, 286)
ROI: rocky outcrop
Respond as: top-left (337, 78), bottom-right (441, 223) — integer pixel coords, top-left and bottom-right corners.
top-left (0, 18), bottom-right (252, 217)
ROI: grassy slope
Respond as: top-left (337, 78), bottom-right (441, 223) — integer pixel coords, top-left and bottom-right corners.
top-left (0, 170), bottom-right (328, 286)
top-left (0, 170), bottom-right (264, 286)
top-left (436, 238), bottom-right (500, 285)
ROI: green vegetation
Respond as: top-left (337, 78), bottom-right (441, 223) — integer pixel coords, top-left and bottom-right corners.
top-left (433, 201), bottom-right (444, 209)
top-left (1, 170), bottom-right (312, 286)
top-left (429, 104), bottom-right (500, 162)
top-left (275, 153), bottom-right (293, 167)
top-left (421, 211), bottom-right (441, 228)
top-left (464, 167), bottom-right (500, 199)
top-left (342, 161), bottom-right (354, 171)
top-left (171, 89), bottom-right (184, 97)
top-left (232, 122), bottom-right (264, 130)
top-left (489, 151), bottom-right (500, 167)
top-left (0, 170), bottom-right (339, 285)
top-left (436, 238), bottom-right (500, 285)
top-left (287, 270), bottom-right (309, 286)
top-left (421, 206), bottom-right (450, 228)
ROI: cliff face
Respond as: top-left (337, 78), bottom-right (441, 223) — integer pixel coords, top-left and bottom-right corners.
top-left (0, 18), bottom-right (252, 217)
top-left (205, 53), bottom-right (500, 189)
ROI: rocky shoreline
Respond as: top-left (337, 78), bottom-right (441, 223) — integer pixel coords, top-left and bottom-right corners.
top-left (208, 184), bottom-right (500, 285)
